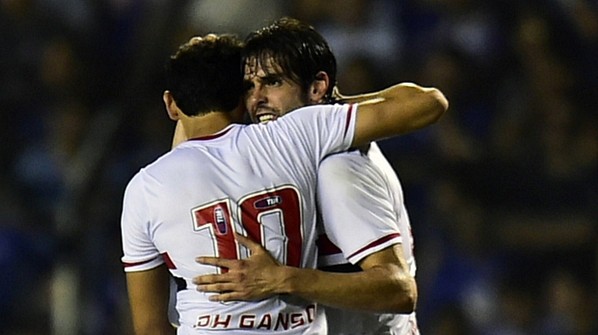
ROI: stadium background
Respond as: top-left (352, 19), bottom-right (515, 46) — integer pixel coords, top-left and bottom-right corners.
top-left (1, 0), bottom-right (596, 334)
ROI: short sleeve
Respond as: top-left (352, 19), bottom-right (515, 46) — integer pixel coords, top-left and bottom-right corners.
top-left (280, 103), bottom-right (357, 161)
top-left (120, 172), bottom-right (164, 272)
top-left (316, 149), bottom-right (402, 265)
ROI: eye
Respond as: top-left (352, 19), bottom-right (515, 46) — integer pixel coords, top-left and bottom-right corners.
top-left (242, 80), bottom-right (254, 93)
top-left (264, 77), bottom-right (283, 87)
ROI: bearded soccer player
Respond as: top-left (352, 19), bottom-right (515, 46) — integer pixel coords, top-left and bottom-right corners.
top-left (193, 18), bottom-right (423, 335)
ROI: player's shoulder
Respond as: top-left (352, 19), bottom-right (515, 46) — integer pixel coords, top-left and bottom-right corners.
top-left (320, 142), bottom-right (374, 167)
top-left (249, 103), bottom-right (352, 141)
top-left (282, 103), bottom-right (352, 123)
top-left (123, 167), bottom-right (147, 200)
top-left (293, 102), bottom-right (346, 113)
top-left (318, 149), bottom-right (366, 181)
top-left (128, 146), bottom-right (196, 187)
top-left (321, 148), bottom-right (363, 164)
top-left (136, 149), bottom-right (181, 176)
top-left (318, 142), bottom-right (392, 183)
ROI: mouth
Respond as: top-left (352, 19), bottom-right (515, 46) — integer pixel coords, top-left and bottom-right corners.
top-left (257, 114), bottom-right (277, 123)
top-left (255, 108), bottom-right (278, 124)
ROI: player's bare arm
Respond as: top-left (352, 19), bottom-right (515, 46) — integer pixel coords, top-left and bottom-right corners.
top-left (194, 234), bottom-right (416, 313)
top-left (126, 265), bottom-right (176, 335)
top-left (351, 82), bottom-right (448, 147)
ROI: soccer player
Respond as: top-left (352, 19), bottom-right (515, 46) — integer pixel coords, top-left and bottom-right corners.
top-left (121, 33), bottom-right (447, 335)
top-left (194, 18), bottom-right (422, 334)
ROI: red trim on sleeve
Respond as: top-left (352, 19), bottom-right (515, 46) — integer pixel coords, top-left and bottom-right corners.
top-left (122, 257), bottom-right (158, 268)
top-left (161, 252), bottom-right (177, 269)
top-left (316, 234), bottom-right (343, 256)
top-left (343, 104), bottom-right (355, 139)
top-left (347, 233), bottom-right (401, 260)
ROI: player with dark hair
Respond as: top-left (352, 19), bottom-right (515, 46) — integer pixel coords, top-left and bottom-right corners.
top-left (194, 18), bottom-right (423, 334)
top-left (164, 34), bottom-right (244, 117)
top-left (242, 17), bottom-right (338, 106)
top-left (121, 32), bottom-right (447, 334)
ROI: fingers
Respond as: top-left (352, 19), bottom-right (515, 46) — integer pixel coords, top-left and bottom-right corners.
top-left (197, 283), bottom-right (241, 302)
top-left (193, 275), bottom-right (249, 302)
top-left (196, 256), bottom-right (234, 268)
top-left (193, 272), bottom-right (229, 285)
top-left (188, 36), bottom-right (203, 45)
top-left (206, 291), bottom-right (243, 302)
top-left (196, 281), bottom-right (235, 293)
top-left (188, 33), bottom-right (218, 45)
top-left (193, 273), bottom-right (235, 295)
top-left (234, 233), bottom-right (262, 252)
top-left (331, 85), bottom-right (344, 102)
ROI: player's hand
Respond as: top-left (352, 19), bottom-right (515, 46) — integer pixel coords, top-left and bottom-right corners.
top-left (331, 85), bottom-right (345, 103)
top-left (188, 33), bottom-right (218, 45)
top-left (193, 233), bottom-right (285, 302)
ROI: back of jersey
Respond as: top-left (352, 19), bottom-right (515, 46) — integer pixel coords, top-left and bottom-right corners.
top-left (121, 103), bottom-right (355, 334)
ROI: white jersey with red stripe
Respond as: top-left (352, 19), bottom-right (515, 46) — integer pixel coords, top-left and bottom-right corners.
top-left (121, 103), bottom-right (356, 334)
top-left (316, 142), bottom-right (419, 335)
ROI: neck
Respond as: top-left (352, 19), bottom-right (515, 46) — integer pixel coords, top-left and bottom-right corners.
top-left (180, 110), bottom-right (241, 139)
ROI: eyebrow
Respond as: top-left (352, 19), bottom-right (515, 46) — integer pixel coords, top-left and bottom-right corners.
top-left (244, 73), bottom-right (283, 83)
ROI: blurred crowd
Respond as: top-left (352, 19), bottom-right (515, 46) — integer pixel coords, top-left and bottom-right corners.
top-left (1, 0), bottom-right (596, 334)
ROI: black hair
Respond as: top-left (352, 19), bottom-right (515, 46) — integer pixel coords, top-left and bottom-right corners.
top-left (244, 17), bottom-right (337, 102)
top-left (165, 34), bottom-right (244, 116)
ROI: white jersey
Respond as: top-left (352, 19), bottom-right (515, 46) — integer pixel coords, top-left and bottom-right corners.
top-left (121, 104), bottom-right (357, 334)
top-left (316, 142), bottom-right (419, 335)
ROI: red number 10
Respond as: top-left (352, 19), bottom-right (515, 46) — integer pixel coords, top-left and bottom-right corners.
top-left (192, 186), bottom-right (303, 267)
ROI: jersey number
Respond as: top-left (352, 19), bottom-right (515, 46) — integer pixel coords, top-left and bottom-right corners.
top-left (192, 186), bottom-right (302, 268)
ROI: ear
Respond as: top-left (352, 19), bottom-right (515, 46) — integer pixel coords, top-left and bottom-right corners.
top-left (308, 71), bottom-right (330, 104)
top-left (163, 90), bottom-right (180, 121)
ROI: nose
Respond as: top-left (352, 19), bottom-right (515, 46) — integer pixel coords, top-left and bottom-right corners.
top-left (244, 83), bottom-right (266, 122)
top-left (248, 83), bottom-right (266, 106)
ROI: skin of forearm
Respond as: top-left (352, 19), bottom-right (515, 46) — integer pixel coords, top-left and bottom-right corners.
top-left (277, 264), bottom-right (417, 313)
top-left (376, 83), bottom-right (448, 131)
top-left (337, 90), bottom-right (381, 104)
top-left (351, 82), bottom-right (448, 147)
top-left (340, 83), bottom-right (448, 112)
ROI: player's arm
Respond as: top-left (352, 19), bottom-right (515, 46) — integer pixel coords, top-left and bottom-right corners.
top-left (283, 242), bottom-right (416, 313)
top-left (309, 145), bottom-right (418, 312)
top-left (194, 234), bottom-right (415, 313)
top-left (351, 82), bottom-right (448, 147)
top-left (126, 265), bottom-right (176, 335)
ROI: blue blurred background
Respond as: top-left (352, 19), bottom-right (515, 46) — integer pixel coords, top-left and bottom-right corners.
top-left (1, 0), bottom-right (596, 334)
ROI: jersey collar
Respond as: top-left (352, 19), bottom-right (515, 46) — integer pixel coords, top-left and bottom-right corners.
top-left (187, 124), bottom-right (237, 141)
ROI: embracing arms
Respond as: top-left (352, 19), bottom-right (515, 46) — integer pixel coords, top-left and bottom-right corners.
top-left (194, 234), bottom-right (416, 313)
top-left (170, 82), bottom-right (448, 149)
top-left (350, 82), bottom-right (448, 147)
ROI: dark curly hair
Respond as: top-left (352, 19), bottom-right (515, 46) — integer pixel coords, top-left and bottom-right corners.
top-left (165, 34), bottom-right (244, 116)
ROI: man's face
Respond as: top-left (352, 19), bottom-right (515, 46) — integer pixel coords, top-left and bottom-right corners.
top-left (243, 57), bottom-right (308, 124)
